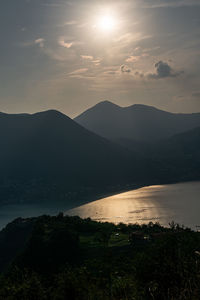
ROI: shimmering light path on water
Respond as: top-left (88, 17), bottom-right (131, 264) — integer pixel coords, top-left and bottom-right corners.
top-left (66, 181), bottom-right (200, 229)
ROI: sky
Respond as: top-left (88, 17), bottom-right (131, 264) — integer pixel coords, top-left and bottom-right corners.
top-left (1, 0), bottom-right (200, 117)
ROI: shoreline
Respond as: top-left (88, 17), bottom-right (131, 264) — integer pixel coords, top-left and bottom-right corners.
top-left (67, 179), bottom-right (200, 211)
top-left (0, 179), bottom-right (200, 230)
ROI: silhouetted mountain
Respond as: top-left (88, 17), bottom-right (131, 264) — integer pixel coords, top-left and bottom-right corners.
top-left (154, 126), bottom-right (200, 160)
top-left (154, 127), bottom-right (200, 180)
top-left (117, 126), bottom-right (200, 157)
top-left (74, 101), bottom-right (200, 142)
top-left (1, 108), bottom-right (200, 206)
top-left (0, 109), bottom-right (149, 205)
top-left (115, 127), bottom-right (200, 182)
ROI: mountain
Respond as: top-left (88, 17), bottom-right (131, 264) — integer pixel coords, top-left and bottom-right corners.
top-left (74, 101), bottom-right (200, 142)
top-left (153, 127), bottom-right (200, 181)
top-left (117, 126), bottom-right (200, 158)
top-left (153, 126), bottom-right (200, 162)
top-left (115, 127), bottom-right (200, 182)
top-left (1, 107), bottom-right (200, 206)
top-left (0, 110), bottom-right (148, 205)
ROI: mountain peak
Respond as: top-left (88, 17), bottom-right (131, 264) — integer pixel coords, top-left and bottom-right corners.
top-left (129, 104), bottom-right (161, 112)
top-left (95, 100), bottom-right (120, 108)
top-left (74, 101), bottom-right (200, 142)
top-left (33, 109), bottom-right (66, 117)
top-left (32, 109), bottom-right (73, 123)
top-left (74, 101), bottom-right (120, 120)
top-left (0, 109), bottom-right (68, 119)
top-left (95, 102), bottom-right (162, 113)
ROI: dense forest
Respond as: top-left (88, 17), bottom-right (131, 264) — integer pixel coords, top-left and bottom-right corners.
top-left (1, 215), bottom-right (200, 299)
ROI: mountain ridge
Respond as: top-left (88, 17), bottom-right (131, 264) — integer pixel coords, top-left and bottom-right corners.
top-left (74, 100), bottom-right (200, 141)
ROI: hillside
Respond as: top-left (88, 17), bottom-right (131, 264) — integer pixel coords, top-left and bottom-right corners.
top-left (115, 127), bottom-right (200, 182)
top-left (0, 215), bottom-right (200, 299)
top-left (0, 110), bottom-right (147, 205)
top-left (74, 101), bottom-right (200, 142)
top-left (1, 108), bottom-right (200, 206)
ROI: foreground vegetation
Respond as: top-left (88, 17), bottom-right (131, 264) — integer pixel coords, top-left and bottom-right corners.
top-left (0, 215), bottom-right (200, 299)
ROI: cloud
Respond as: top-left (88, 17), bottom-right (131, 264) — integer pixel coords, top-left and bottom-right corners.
top-left (107, 71), bottom-right (116, 75)
top-left (58, 37), bottom-right (83, 49)
top-left (134, 71), bottom-right (144, 78)
top-left (64, 20), bottom-right (77, 26)
top-left (81, 55), bottom-right (94, 60)
top-left (104, 70), bottom-right (117, 75)
top-left (20, 38), bottom-right (45, 48)
top-left (58, 38), bottom-right (73, 49)
top-left (114, 33), bottom-right (153, 48)
top-left (68, 68), bottom-right (88, 76)
top-left (147, 61), bottom-right (183, 79)
top-left (34, 38), bottom-right (45, 48)
top-left (126, 53), bottom-right (149, 63)
top-left (137, 0), bottom-right (200, 8)
top-left (126, 56), bottom-right (139, 63)
top-left (121, 65), bottom-right (131, 73)
top-left (92, 59), bottom-right (101, 66)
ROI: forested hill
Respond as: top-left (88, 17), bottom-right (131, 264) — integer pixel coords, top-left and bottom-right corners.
top-left (0, 215), bottom-right (200, 299)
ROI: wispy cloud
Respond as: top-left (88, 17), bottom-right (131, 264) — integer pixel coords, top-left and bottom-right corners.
top-left (136, 0), bottom-right (200, 8)
top-left (58, 37), bottom-right (83, 49)
top-left (68, 68), bottom-right (88, 76)
top-left (58, 38), bottom-right (73, 49)
top-left (19, 38), bottom-right (45, 48)
top-left (64, 20), bottom-right (77, 26)
top-left (34, 38), bottom-right (45, 48)
top-left (126, 56), bottom-right (139, 63)
top-left (81, 55), bottom-right (94, 60)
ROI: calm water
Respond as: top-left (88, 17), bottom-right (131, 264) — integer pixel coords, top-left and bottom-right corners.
top-left (0, 181), bottom-right (200, 230)
top-left (67, 181), bottom-right (200, 229)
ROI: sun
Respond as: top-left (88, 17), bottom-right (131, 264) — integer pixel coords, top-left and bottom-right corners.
top-left (96, 14), bottom-right (116, 32)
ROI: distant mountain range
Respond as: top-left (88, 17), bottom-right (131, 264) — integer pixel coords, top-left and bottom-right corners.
top-left (1, 102), bottom-right (200, 206)
top-left (74, 101), bottom-right (200, 142)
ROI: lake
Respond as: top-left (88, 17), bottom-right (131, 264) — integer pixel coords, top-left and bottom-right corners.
top-left (67, 181), bottom-right (200, 229)
top-left (0, 181), bottom-right (200, 230)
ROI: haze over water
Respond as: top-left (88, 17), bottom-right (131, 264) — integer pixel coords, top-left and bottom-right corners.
top-left (67, 181), bottom-right (200, 229)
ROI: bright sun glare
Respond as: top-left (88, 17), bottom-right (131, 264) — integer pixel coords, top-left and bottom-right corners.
top-left (97, 15), bottom-right (116, 32)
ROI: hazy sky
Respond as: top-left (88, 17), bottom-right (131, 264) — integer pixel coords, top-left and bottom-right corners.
top-left (1, 0), bottom-right (200, 117)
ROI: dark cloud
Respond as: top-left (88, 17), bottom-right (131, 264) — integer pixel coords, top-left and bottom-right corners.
top-left (121, 65), bottom-right (131, 73)
top-left (148, 61), bottom-right (183, 79)
top-left (135, 71), bottom-right (144, 78)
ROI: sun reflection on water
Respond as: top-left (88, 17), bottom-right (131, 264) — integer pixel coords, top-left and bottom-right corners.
top-left (66, 182), bottom-right (200, 228)
top-left (67, 185), bottom-right (173, 225)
